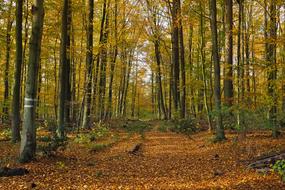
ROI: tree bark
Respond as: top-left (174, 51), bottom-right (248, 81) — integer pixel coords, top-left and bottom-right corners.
top-left (178, 0), bottom-right (186, 119)
top-left (106, 0), bottom-right (118, 119)
top-left (98, 0), bottom-right (109, 120)
top-left (267, 0), bottom-right (278, 137)
top-left (12, 0), bottom-right (24, 142)
top-left (81, 0), bottom-right (94, 129)
top-left (199, 2), bottom-right (212, 130)
top-left (19, 0), bottom-right (44, 163)
top-left (209, 0), bottom-right (225, 141)
top-left (171, 0), bottom-right (180, 114)
top-left (224, 0), bottom-right (234, 106)
top-left (3, 1), bottom-right (13, 123)
top-left (57, 0), bottom-right (70, 138)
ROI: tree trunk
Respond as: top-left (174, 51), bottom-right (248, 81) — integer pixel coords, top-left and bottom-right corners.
top-left (154, 40), bottom-right (167, 120)
top-left (224, 0), bottom-right (234, 106)
top-left (199, 2), bottom-right (212, 130)
top-left (12, 0), bottom-right (24, 142)
top-left (131, 65), bottom-right (137, 118)
top-left (81, 0), bottom-right (94, 129)
top-left (188, 24), bottom-right (195, 116)
top-left (57, 0), bottom-right (70, 138)
top-left (98, 0), bottom-right (109, 120)
top-left (106, 0), bottom-right (118, 119)
top-left (3, 1), bottom-right (13, 123)
top-left (19, 0), bottom-right (44, 163)
top-left (267, 0), bottom-right (278, 137)
top-left (122, 52), bottom-right (133, 117)
top-left (178, 0), bottom-right (186, 119)
top-left (171, 0), bottom-right (180, 114)
top-left (209, 0), bottom-right (225, 141)
top-left (65, 0), bottom-right (72, 126)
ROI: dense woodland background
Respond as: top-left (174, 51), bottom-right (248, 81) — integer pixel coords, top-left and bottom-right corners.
top-left (1, 0), bottom-right (285, 188)
top-left (0, 0), bottom-right (285, 164)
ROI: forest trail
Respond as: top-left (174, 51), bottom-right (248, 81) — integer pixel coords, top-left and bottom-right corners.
top-left (0, 126), bottom-right (285, 189)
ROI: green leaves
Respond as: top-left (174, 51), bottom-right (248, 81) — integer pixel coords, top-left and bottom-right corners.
top-left (272, 160), bottom-right (285, 182)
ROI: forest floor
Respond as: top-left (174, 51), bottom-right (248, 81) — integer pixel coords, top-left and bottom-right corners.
top-left (0, 120), bottom-right (285, 189)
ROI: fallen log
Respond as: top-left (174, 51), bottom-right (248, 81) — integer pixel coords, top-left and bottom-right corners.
top-left (128, 143), bottom-right (142, 155)
top-left (248, 153), bottom-right (285, 169)
top-left (0, 167), bottom-right (29, 177)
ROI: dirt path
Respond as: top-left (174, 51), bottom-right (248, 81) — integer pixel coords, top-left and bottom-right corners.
top-left (0, 130), bottom-right (285, 189)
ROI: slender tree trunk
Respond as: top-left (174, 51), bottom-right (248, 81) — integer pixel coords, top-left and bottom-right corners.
top-left (122, 52), bottom-right (133, 117)
top-left (106, 0), bottom-right (118, 119)
top-left (188, 24), bottom-right (195, 116)
top-left (267, 0), bottom-right (278, 137)
top-left (131, 65), bottom-right (137, 118)
top-left (168, 62), bottom-right (172, 119)
top-left (37, 62), bottom-right (42, 119)
top-left (199, 2), bottom-right (212, 130)
top-left (19, 0), bottom-right (44, 163)
top-left (282, 21), bottom-right (285, 115)
top-left (3, 1), bottom-right (13, 123)
top-left (171, 0), bottom-right (180, 114)
top-left (224, 0), bottom-right (234, 106)
top-left (151, 72), bottom-right (155, 115)
top-left (98, 0), bottom-right (109, 120)
top-left (53, 38), bottom-right (58, 120)
top-left (21, 0), bottom-right (29, 109)
top-left (65, 0), bottom-right (72, 126)
top-left (71, 14), bottom-right (77, 123)
top-left (154, 40), bottom-right (167, 119)
top-left (245, 5), bottom-right (251, 101)
top-left (178, 0), bottom-right (186, 119)
top-left (93, 0), bottom-right (107, 119)
top-left (12, 0), bottom-right (23, 142)
top-left (209, 0), bottom-right (225, 141)
top-left (82, 0), bottom-right (94, 129)
top-left (57, 0), bottom-right (70, 138)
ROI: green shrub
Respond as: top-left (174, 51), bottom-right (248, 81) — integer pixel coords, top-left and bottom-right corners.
top-left (272, 160), bottom-right (285, 182)
top-left (217, 105), bottom-right (271, 131)
top-left (74, 125), bottom-right (110, 144)
top-left (170, 118), bottom-right (197, 135)
top-left (74, 134), bottom-right (91, 144)
top-left (122, 121), bottom-right (151, 134)
top-left (157, 124), bottom-right (169, 132)
top-left (38, 135), bottom-right (67, 156)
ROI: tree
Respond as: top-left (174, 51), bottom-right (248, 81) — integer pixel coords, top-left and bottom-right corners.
top-left (199, 1), bottom-right (212, 130)
top-left (19, 0), bottom-right (44, 163)
top-left (3, 1), bottom-right (13, 123)
top-left (209, 0), bottom-right (226, 141)
top-left (106, 0), bottom-right (118, 119)
top-left (11, 0), bottom-right (23, 142)
top-left (178, 0), bottom-right (186, 119)
top-left (57, 0), bottom-right (70, 138)
top-left (267, 0), bottom-right (278, 137)
top-left (224, 0), bottom-right (234, 106)
top-left (145, 0), bottom-right (167, 119)
top-left (81, 0), bottom-right (94, 129)
top-left (170, 0), bottom-right (180, 115)
top-left (98, 0), bottom-right (109, 120)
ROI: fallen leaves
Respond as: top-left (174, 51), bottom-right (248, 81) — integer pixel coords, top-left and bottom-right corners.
top-left (0, 128), bottom-right (284, 189)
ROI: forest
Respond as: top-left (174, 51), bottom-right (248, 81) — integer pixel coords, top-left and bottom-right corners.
top-left (0, 0), bottom-right (285, 189)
